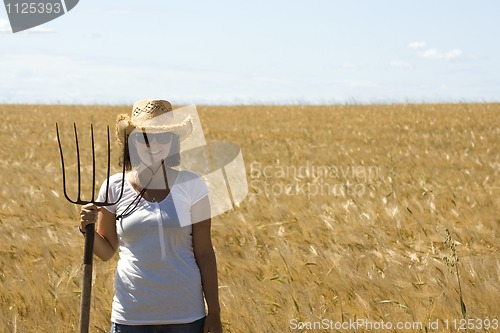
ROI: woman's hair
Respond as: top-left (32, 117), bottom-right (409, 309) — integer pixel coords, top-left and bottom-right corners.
top-left (119, 133), bottom-right (181, 171)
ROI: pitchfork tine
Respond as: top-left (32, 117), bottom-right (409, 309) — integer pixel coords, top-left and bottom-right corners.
top-left (56, 123), bottom-right (73, 204)
top-left (103, 126), bottom-right (111, 203)
top-left (90, 124), bottom-right (96, 202)
top-left (73, 123), bottom-right (83, 203)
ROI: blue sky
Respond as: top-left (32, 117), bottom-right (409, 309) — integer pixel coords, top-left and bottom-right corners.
top-left (1, 0), bottom-right (499, 105)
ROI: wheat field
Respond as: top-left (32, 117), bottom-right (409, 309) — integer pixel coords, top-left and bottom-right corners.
top-left (0, 103), bottom-right (498, 332)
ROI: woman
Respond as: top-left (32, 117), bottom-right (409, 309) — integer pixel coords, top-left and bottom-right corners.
top-left (79, 99), bottom-right (222, 333)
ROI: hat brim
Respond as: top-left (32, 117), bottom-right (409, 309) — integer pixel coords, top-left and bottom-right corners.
top-left (116, 114), bottom-right (193, 144)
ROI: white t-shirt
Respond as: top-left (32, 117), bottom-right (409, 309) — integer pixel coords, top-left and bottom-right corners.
top-left (97, 170), bottom-right (209, 325)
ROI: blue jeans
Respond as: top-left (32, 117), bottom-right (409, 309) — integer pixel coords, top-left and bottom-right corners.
top-left (110, 317), bottom-right (205, 333)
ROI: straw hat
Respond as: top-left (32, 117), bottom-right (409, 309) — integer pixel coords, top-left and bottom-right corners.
top-left (116, 99), bottom-right (193, 144)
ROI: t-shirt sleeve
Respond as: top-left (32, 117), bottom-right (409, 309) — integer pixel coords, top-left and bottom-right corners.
top-left (182, 171), bottom-right (209, 206)
top-left (96, 174), bottom-right (123, 214)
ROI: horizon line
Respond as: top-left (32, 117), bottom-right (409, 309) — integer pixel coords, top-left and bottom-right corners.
top-left (1, 97), bottom-right (499, 107)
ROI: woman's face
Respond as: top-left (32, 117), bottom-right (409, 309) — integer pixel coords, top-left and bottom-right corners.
top-left (132, 131), bottom-right (175, 167)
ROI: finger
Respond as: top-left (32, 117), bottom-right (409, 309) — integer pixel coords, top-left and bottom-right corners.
top-left (81, 214), bottom-right (97, 221)
top-left (80, 211), bottom-right (98, 219)
top-left (81, 209), bottom-right (95, 216)
top-left (79, 221), bottom-right (88, 230)
top-left (82, 203), bottom-right (97, 210)
top-left (80, 211), bottom-right (98, 221)
top-left (80, 218), bottom-right (97, 229)
top-left (81, 205), bottom-right (98, 213)
top-left (81, 208), bottom-right (98, 214)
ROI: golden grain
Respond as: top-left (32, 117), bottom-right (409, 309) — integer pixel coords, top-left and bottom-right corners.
top-left (0, 103), bottom-right (498, 332)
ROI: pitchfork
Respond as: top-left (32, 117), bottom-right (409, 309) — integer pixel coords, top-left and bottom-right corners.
top-left (56, 123), bottom-right (126, 333)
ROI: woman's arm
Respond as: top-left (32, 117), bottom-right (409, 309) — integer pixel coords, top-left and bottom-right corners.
top-left (192, 197), bottom-right (222, 332)
top-left (80, 203), bottom-right (118, 261)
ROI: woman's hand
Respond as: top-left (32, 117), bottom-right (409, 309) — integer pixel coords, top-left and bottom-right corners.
top-left (79, 203), bottom-right (99, 233)
top-left (203, 312), bottom-right (222, 333)
top-left (79, 203), bottom-right (118, 261)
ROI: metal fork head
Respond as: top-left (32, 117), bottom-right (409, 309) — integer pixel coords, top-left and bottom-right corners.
top-left (56, 123), bottom-right (127, 207)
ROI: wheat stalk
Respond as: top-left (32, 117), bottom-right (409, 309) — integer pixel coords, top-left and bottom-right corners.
top-left (443, 228), bottom-right (467, 319)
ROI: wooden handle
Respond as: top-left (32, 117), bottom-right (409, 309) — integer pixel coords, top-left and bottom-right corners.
top-left (79, 223), bottom-right (95, 333)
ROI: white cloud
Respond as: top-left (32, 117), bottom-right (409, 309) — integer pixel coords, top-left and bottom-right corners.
top-left (417, 48), bottom-right (462, 61)
top-left (0, 18), bottom-right (12, 33)
top-left (344, 80), bottom-right (378, 88)
top-left (443, 49), bottom-right (463, 60)
top-left (408, 41), bottom-right (427, 50)
top-left (390, 60), bottom-right (412, 69)
top-left (408, 41), bottom-right (463, 61)
top-left (418, 48), bottom-right (439, 58)
top-left (342, 62), bottom-right (356, 69)
top-left (0, 53), bottom-right (254, 104)
top-left (0, 17), bottom-right (54, 34)
top-left (24, 25), bottom-right (55, 33)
